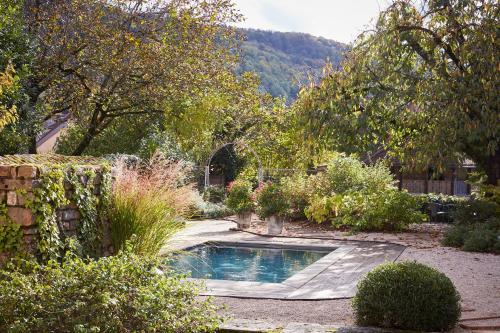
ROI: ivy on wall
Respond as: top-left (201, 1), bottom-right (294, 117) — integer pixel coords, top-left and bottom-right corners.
top-left (0, 204), bottom-right (23, 253)
top-left (25, 166), bottom-right (68, 261)
top-left (66, 166), bottom-right (112, 258)
top-left (20, 164), bottom-right (112, 261)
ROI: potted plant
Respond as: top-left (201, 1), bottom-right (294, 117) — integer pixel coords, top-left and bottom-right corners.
top-left (226, 179), bottom-right (254, 229)
top-left (255, 182), bottom-right (290, 235)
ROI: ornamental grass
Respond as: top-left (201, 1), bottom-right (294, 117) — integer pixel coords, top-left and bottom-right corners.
top-left (109, 154), bottom-right (195, 256)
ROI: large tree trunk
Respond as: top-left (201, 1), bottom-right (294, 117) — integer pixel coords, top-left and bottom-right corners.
top-left (72, 125), bottom-right (98, 156)
top-left (485, 149), bottom-right (500, 186)
top-left (28, 135), bottom-right (37, 154)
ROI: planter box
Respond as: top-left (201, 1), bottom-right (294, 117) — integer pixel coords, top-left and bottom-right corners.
top-left (267, 215), bottom-right (284, 235)
top-left (236, 212), bottom-right (252, 229)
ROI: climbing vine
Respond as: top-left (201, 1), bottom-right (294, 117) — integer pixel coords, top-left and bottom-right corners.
top-left (4, 162), bottom-right (112, 262)
top-left (66, 167), bottom-right (101, 257)
top-left (0, 203), bottom-right (23, 253)
top-left (25, 166), bottom-right (68, 261)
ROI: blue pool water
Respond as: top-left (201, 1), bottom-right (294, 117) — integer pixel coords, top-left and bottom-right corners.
top-left (169, 244), bottom-right (331, 283)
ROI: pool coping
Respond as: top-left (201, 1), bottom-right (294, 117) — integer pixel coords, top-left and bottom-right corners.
top-left (170, 237), bottom-right (405, 300)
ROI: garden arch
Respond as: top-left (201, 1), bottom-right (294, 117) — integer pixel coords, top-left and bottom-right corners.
top-left (204, 142), bottom-right (263, 188)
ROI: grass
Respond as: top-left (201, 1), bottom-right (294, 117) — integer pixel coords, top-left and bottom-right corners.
top-left (109, 154), bottom-right (196, 256)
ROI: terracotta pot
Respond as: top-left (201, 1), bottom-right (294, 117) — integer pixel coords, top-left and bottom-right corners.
top-left (236, 212), bottom-right (252, 229)
top-left (267, 215), bottom-right (284, 235)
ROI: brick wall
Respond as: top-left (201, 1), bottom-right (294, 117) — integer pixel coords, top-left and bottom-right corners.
top-left (0, 163), bottom-right (112, 259)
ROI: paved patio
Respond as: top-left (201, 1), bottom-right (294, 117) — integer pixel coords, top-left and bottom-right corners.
top-left (163, 219), bottom-right (405, 300)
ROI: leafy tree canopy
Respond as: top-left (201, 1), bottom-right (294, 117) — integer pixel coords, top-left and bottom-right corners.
top-left (0, 64), bottom-right (18, 131)
top-left (12, 0), bottom-right (244, 155)
top-left (0, 0), bottom-right (38, 154)
top-left (294, 0), bottom-right (499, 184)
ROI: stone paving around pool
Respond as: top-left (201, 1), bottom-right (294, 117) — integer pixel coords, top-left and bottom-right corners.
top-left (163, 219), bottom-right (405, 300)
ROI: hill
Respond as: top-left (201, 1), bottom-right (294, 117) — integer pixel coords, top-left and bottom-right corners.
top-left (239, 29), bottom-right (348, 102)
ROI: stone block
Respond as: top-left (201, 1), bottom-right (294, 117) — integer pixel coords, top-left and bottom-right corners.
top-left (7, 207), bottom-right (34, 226)
top-left (62, 210), bottom-right (80, 221)
top-left (6, 191), bottom-right (17, 206)
top-left (0, 166), bottom-right (16, 178)
top-left (63, 220), bottom-right (79, 231)
top-left (0, 179), bottom-right (32, 191)
top-left (16, 192), bottom-right (34, 206)
top-left (23, 226), bottom-right (38, 235)
top-left (17, 165), bottom-right (38, 179)
top-left (0, 190), bottom-right (6, 203)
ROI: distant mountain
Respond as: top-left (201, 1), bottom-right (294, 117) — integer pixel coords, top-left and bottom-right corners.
top-left (239, 29), bottom-right (348, 102)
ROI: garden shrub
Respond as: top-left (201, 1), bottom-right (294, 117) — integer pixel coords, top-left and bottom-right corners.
top-left (353, 261), bottom-right (460, 331)
top-left (442, 193), bottom-right (500, 253)
top-left (190, 193), bottom-right (233, 219)
top-left (304, 195), bottom-right (333, 224)
top-left (462, 224), bottom-right (498, 252)
top-left (255, 182), bottom-right (290, 218)
top-left (346, 190), bottom-right (426, 231)
top-left (443, 218), bottom-right (500, 253)
top-left (282, 155), bottom-right (424, 231)
top-left (225, 179), bottom-right (254, 215)
top-left (280, 174), bottom-right (310, 220)
top-left (0, 250), bottom-right (221, 332)
top-left (305, 190), bottom-right (426, 231)
top-left (203, 185), bottom-right (226, 203)
top-left (442, 224), bottom-right (469, 247)
top-left (316, 155), bottom-right (395, 196)
top-left (109, 155), bottom-right (195, 256)
top-left (453, 198), bottom-right (499, 225)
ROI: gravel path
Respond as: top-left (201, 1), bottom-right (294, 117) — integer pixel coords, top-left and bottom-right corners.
top-left (213, 220), bottom-right (500, 327)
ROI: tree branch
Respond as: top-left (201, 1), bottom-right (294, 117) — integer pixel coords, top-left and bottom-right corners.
top-left (395, 25), bottom-right (464, 71)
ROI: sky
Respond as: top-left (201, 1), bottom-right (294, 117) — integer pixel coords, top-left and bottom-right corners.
top-left (233, 0), bottom-right (392, 44)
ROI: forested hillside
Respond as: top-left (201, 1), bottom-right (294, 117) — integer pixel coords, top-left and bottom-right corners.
top-left (239, 29), bottom-right (347, 101)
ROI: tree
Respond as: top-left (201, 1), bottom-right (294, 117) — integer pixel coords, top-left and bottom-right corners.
top-left (294, 0), bottom-right (499, 184)
top-left (0, 65), bottom-right (18, 131)
top-left (19, 0), bottom-right (242, 155)
top-left (0, 0), bottom-right (39, 154)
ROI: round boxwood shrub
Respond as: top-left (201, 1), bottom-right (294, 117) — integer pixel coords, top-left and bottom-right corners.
top-left (352, 261), bottom-right (460, 331)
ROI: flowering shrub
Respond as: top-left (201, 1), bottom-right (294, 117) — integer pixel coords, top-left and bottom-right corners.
top-left (225, 179), bottom-right (254, 215)
top-left (255, 182), bottom-right (290, 218)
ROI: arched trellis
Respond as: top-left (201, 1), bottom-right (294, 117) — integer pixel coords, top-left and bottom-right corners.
top-left (204, 142), bottom-right (263, 188)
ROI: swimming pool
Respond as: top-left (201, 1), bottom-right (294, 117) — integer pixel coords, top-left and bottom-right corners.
top-left (169, 242), bottom-right (332, 283)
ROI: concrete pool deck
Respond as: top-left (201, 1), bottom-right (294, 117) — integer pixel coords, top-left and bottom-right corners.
top-left (163, 219), bottom-right (405, 300)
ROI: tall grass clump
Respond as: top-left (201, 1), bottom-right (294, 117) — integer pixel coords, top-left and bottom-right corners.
top-left (109, 154), bottom-right (196, 255)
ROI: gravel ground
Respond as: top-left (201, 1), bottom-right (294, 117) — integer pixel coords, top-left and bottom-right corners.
top-left (214, 220), bottom-right (500, 327)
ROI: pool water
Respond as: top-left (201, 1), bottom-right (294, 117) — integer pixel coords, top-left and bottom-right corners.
top-left (170, 244), bottom-right (331, 283)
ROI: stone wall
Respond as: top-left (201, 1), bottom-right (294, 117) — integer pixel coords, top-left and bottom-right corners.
top-left (0, 156), bottom-right (112, 260)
